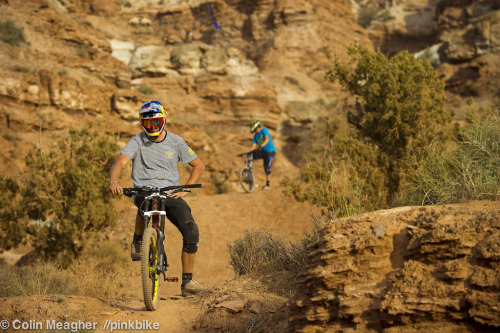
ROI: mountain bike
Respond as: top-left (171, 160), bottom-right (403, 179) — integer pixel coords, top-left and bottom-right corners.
top-left (237, 152), bottom-right (257, 193)
top-left (123, 184), bottom-right (202, 311)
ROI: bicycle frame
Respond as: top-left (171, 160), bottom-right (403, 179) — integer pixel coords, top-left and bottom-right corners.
top-left (124, 184), bottom-right (203, 280)
top-left (123, 184), bottom-right (202, 310)
top-left (141, 192), bottom-right (169, 277)
top-left (237, 152), bottom-right (257, 193)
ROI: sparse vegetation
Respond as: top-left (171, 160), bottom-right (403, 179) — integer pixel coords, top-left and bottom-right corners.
top-left (75, 46), bottom-right (89, 58)
top-left (283, 44), bottom-right (453, 215)
top-left (138, 84), bottom-right (154, 94)
top-left (228, 216), bottom-right (324, 294)
top-left (10, 64), bottom-right (37, 74)
top-left (284, 76), bottom-right (299, 85)
top-left (116, 80), bottom-right (130, 89)
top-left (357, 5), bottom-right (380, 28)
top-left (118, 0), bottom-right (132, 8)
top-left (0, 123), bottom-right (119, 267)
top-left (0, 242), bottom-right (127, 298)
top-left (404, 103), bottom-right (500, 204)
top-left (0, 20), bottom-right (26, 46)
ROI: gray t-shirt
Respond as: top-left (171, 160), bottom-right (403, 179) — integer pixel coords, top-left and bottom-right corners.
top-left (121, 131), bottom-right (197, 188)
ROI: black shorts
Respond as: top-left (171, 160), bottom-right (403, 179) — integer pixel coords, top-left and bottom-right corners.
top-left (251, 149), bottom-right (276, 175)
top-left (134, 195), bottom-right (199, 253)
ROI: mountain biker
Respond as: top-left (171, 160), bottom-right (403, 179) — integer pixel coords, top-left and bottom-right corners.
top-left (247, 120), bottom-right (276, 190)
top-left (109, 100), bottom-right (207, 296)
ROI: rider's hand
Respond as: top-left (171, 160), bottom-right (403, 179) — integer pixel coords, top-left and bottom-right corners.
top-left (168, 190), bottom-right (188, 199)
top-left (109, 181), bottom-right (123, 196)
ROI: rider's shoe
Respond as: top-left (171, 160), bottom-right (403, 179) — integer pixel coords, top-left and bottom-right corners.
top-left (181, 280), bottom-right (208, 296)
top-left (261, 185), bottom-right (270, 190)
top-left (131, 241), bottom-right (141, 261)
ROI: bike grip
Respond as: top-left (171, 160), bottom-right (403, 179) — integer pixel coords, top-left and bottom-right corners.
top-left (185, 183), bottom-right (202, 188)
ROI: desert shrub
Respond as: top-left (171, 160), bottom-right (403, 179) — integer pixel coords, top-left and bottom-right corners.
top-left (116, 79), bottom-right (130, 89)
top-left (357, 5), bottom-right (380, 28)
top-left (283, 44), bottom-right (453, 214)
top-left (138, 84), bottom-right (154, 94)
top-left (75, 46), bottom-right (89, 58)
top-left (0, 175), bottom-right (26, 251)
top-left (228, 218), bottom-right (324, 293)
top-left (10, 65), bottom-right (37, 74)
top-left (405, 105), bottom-right (499, 204)
top-left (328, 44), bottom-right (452, 200)
top-left (327, 44), bottom-right (452, 165)
top-left (0, 123), bottom-right (119, 267)
top-left (0, 20), bottom-right (26, 46)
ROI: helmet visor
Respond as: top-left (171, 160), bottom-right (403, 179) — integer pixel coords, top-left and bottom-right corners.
top-left (141, 117), bottom-right (165, 131)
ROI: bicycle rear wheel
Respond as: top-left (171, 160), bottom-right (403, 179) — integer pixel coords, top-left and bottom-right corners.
top-left (238, 166), bottom-right (256, 193)
top-left (141, 227), bottom-right (160, 310)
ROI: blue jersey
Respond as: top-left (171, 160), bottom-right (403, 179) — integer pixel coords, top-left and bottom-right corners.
top-left (253, 127), bottom-right (276, 152)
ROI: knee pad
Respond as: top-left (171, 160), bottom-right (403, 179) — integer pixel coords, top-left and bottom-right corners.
top-left (183, 242), bottom-right (198, 253)
top-left (182, 220), bottom-right (199, 253)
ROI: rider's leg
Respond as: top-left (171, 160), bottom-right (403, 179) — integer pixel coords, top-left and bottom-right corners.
top-left (182, 251), bottom-right (196, 273)
top-left (164, 197), bottom-right (206, 294)
top-left (262, 152), bottom-right (275, 189)
top-left (134, 212), bottom-right (144, 235)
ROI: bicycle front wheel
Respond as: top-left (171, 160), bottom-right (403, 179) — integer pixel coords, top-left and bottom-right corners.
top-left (141, 227), bottom-right (160, 311)
top-left (238, 166), bottom-right (256, 193)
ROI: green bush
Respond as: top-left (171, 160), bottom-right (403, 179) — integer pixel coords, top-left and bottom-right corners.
top-left (283, 44), bottom-right (453, 214)
top-left (0, 20), bottom-right (26, 46)
top-left (405, 105), bottom-right (499, 204)
top-left (327, 44), bottom-right (452, 202)
top-left (327, 44), bottom-right (452, 164)
top-left (0, 123), bottom-right (119, 266)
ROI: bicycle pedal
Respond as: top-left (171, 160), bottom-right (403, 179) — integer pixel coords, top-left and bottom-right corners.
top-left (165, 277), bottom-right (178, 282)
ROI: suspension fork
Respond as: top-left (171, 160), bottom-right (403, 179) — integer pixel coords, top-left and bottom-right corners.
top-left (247, 153), bottom-right (253, 168)
top-left (157, 197), bottom-right (167, 274)
top-left (142, 198), bottom-right (151, 228)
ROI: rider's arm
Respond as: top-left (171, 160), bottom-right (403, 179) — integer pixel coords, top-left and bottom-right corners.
top-left (251, 143), bottom-right (258, 151)
top-left (109, 153), bottom-right (131, 195)
top-left (261, 135), bottom-right (269, 148)
top-left (169, 157), bottom-right (205, 199)
top-left (186, 157), bottom-right (205, 184)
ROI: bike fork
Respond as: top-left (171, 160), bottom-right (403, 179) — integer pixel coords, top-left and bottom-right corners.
top-left (157, 200), bottom-right (178, 283)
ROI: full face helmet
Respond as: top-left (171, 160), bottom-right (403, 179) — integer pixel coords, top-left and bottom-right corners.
top-left (139, 100), bottom-right (167, 141)
top-left (248, 120), bottom-right (261, 133)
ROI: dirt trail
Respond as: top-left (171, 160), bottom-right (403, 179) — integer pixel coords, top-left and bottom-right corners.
top-left (118, 186), bottom-right (322, 298)
top-left (1, 187), bottom-right (321, 333)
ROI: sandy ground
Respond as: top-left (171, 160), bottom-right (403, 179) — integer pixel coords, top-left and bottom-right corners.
top-left (0, 186), bottom-right (321, 333)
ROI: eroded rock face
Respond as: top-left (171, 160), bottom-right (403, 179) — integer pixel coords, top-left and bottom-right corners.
top-left (285, 201), bottom-right (500, 332)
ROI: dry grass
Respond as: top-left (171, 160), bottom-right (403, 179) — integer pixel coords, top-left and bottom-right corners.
top-left (404, 107), bottom-right (500, 205)
top-left (0, 241), bottom-right (128, 298)
top-left (227, 217), bottom-right (325, 295)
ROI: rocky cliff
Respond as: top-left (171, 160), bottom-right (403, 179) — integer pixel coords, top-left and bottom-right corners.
top-left (283, 201), bottom-right (500, 332)
top-left (1, 0), bottom-right (498, 182)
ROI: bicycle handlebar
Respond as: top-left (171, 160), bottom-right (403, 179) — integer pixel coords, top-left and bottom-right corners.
top-left (237, 151), bottom-right (254, 157)
top-left (123, 184), bottom-right (203, 197)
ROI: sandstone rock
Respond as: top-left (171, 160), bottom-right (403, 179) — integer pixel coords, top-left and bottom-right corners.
top-left (215, 299), bottom-right (247, 313)
top-left (285, 201), bottom-right (500, 332)
top-left (110, 39), bottom-right (135, 65)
